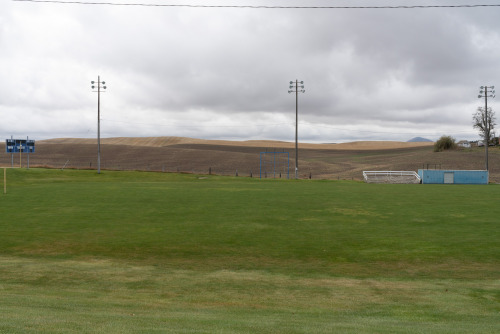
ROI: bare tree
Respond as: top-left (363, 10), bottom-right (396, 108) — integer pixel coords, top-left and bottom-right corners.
top-left (473, 107), bottom-right (496, 145)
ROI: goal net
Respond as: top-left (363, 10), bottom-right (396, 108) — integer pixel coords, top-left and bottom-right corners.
top-left (363, 171), bottom-right (421, 184)
top-left (259, 151), bottom-right (290, 179)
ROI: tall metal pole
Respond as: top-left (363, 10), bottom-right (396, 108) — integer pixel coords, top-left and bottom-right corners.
top-left (484, 88), bottom-right (488, 171)
top-left (92, 76), bottom-right (106, 174)
top-left (27, 136), bottom-right (29, 170)
top-left (295, 80), bottom-right (299, 180)
top-left (288, 80), bottom-right (305, 179)
top-left (97, 75), bottom-right (101, 174)
top-left (478, 85), bottom-right (495, 171)
top-left (10, 135), bottom-right (13, 168)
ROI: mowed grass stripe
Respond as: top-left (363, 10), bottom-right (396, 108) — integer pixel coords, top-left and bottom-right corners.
top-left (0, 256), bottom-right (499, 333)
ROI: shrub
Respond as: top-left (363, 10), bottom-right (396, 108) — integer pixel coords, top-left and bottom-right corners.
top-left (434, 135), bottom-right (457, 152)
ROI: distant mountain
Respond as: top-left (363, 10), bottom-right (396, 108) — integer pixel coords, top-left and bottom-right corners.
top-left (407, 137), bottom-right (433, 142)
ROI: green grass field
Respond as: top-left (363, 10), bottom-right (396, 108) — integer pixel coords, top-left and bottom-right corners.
top-left (0, 168), bottom-right (499, 333)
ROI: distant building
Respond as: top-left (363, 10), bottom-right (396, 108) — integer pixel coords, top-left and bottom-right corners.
top-left (457, 140), bottom-right (471, 148)
top-left (469, 140), bottom-right (480, 147)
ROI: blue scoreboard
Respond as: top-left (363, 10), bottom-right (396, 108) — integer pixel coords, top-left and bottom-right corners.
top-left (5, 139), bottom-right (35, 153)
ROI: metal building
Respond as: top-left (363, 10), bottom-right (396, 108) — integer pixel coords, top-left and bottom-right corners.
top-left (417, 170), bottom-right (488, 184)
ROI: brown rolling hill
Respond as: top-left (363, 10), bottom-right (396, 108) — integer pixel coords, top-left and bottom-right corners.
top-left (1, 137), bottom-right (499, 182)
top-left (39, 137), bottom-right (434, 150)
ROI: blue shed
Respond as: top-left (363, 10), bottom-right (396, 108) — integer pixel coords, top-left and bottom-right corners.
top-left (417, 170), bottom-right (488, 184)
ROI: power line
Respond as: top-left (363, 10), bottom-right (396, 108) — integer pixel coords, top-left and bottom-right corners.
top-left (12, 0), bottom-right (500, 9)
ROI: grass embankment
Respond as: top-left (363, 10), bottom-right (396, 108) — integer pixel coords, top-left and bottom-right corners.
top-left (0, 168), bottom-right (499, 333)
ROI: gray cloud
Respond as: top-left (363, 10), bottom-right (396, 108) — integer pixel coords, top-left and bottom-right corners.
top-left (1, 1), bottom-right (499, 142)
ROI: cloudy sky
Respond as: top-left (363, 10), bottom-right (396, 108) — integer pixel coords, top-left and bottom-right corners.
top-left (1, 0), bottom-right (500, 143)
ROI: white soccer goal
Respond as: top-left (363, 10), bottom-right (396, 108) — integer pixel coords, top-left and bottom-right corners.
top-left (363, 171), bottom-right (421, 184)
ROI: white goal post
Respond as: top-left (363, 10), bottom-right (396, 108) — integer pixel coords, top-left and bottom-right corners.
top-left (363, 171), bottom-right (421, 184)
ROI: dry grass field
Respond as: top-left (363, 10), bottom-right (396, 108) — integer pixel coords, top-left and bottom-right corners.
top-left (2, 137), bottom-right (499, 182)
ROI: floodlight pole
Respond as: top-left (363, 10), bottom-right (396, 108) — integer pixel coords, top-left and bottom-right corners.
top-left (91, 76), bottom-right (107, 174)
top-left (288, 80), bottom-right (305, 179)
top-left (478, 85), bottom-right (495, 171)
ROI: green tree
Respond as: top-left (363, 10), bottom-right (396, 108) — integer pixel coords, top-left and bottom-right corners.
top-left (434, 135), bottom-right (457, 152)
top-left (473, 107), bottom-right (496, 145)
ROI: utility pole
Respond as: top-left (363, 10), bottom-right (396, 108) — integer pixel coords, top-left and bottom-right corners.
top-left (288, 80), bottom-right (305, 179)
top-left (478, 85), bottom-right (495, 171)
top-left (91, 76), bottom-right (107, 174)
